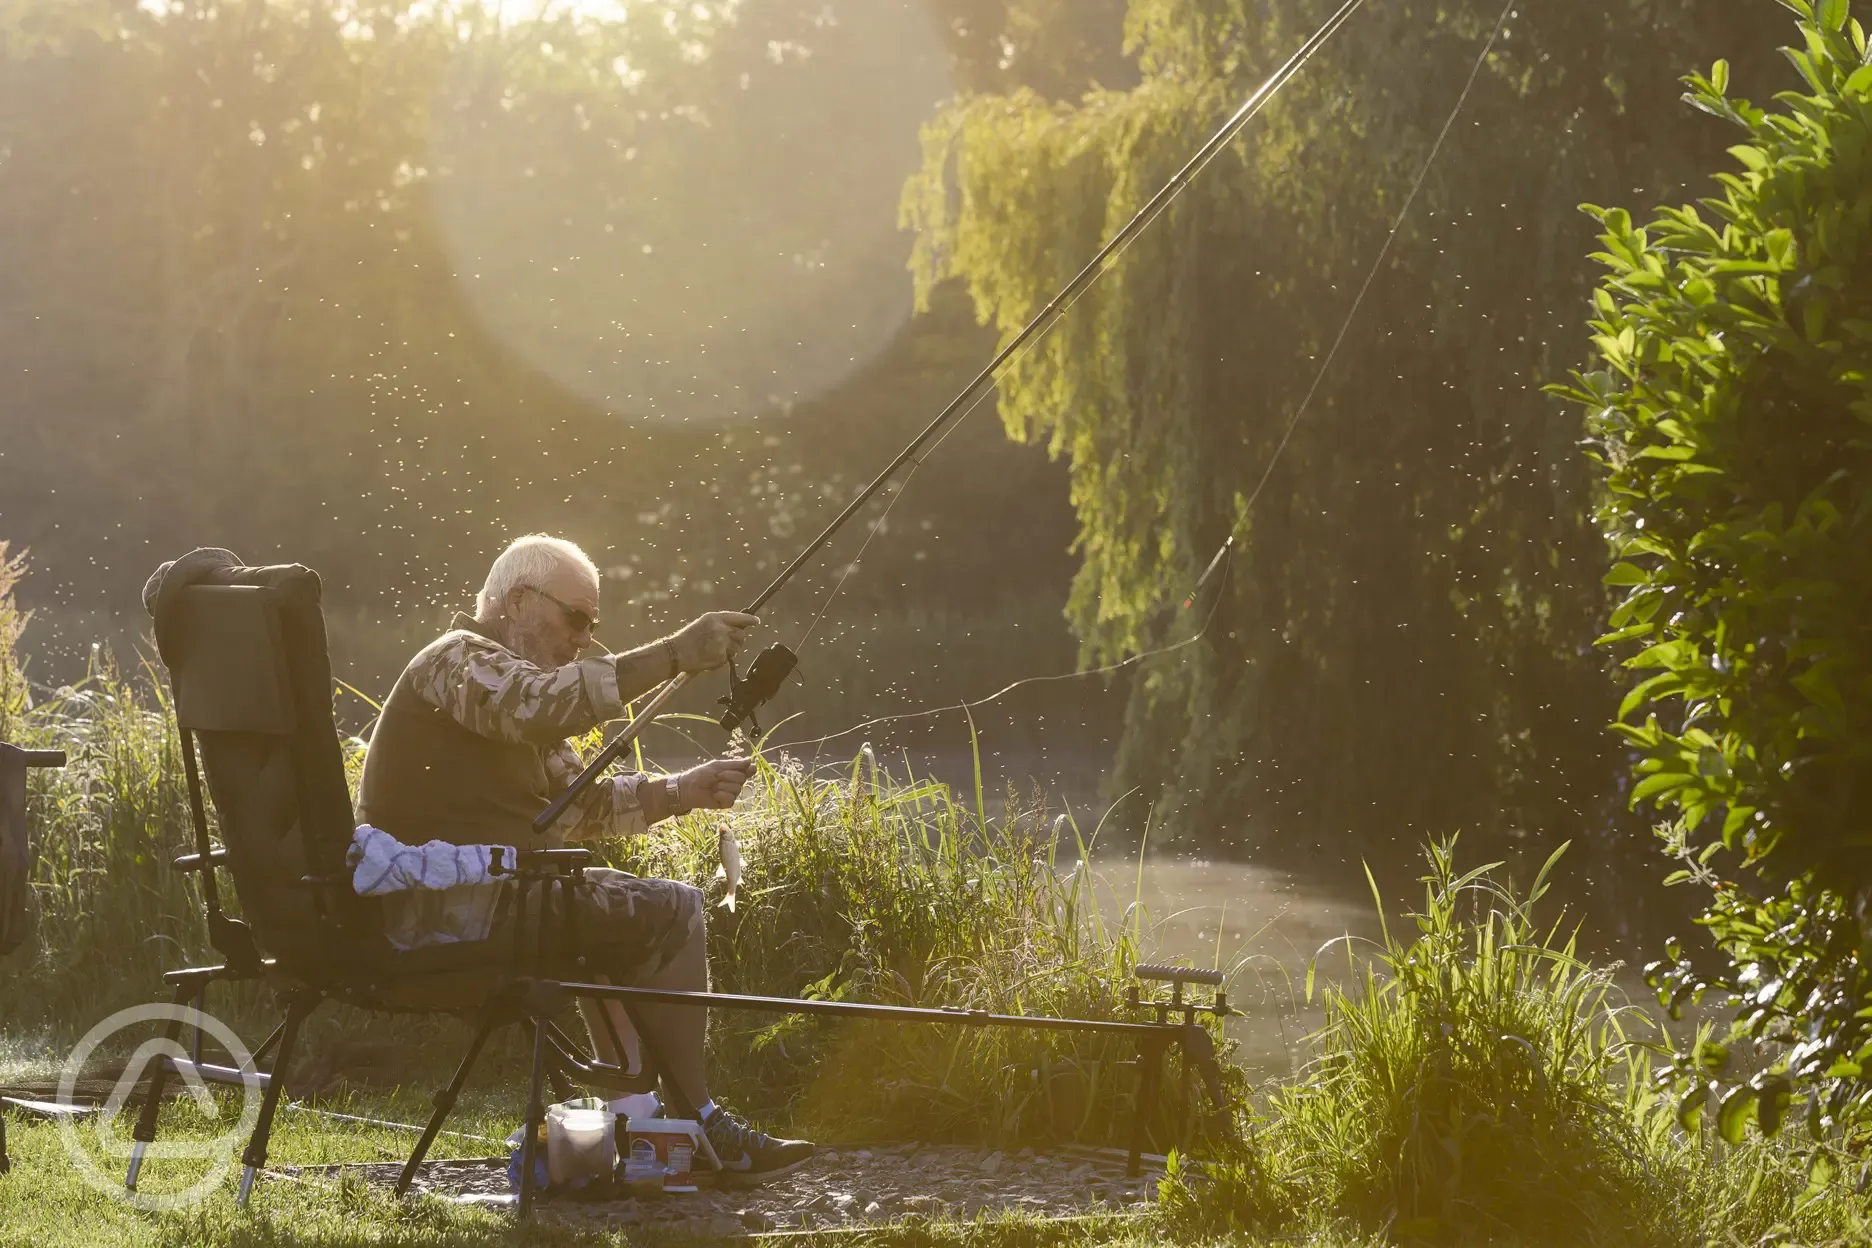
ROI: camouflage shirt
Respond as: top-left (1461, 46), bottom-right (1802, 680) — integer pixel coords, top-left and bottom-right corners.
top-left (369, 615), bottom-right (653, 950)
top-left (401, 614), bottom-right (651, 845)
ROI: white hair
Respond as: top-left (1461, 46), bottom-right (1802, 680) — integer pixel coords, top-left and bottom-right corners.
top-left (477, 534), bottom-right (599, 619)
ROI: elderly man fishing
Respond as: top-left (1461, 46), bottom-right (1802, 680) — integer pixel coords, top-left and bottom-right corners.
top-left (356, 533), bottom-right (813, 1180)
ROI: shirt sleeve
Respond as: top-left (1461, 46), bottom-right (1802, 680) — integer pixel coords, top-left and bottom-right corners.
top-left (409, 632), bottom-right (627, 747)
top-left (542, 741), bottom-right (651, 843)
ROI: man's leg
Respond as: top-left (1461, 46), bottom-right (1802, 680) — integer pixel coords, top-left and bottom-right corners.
top-left (571, 870), bottom-right (812, 1180)
top-left (571, 872), bottom-right (711, 1109)
top-left (635, 916), bottom-right (712, 1113)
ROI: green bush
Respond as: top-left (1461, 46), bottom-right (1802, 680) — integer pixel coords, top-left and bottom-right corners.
top-left (1557, 3), bottom-right (1872, 1143)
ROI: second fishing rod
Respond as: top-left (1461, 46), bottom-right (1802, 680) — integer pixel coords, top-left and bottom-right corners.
top-left (533, 0), bottom-right (1368, 834)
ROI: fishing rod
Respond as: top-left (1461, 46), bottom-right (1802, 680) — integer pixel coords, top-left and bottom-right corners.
top-left (535, 0), bottom-right (1369, 834)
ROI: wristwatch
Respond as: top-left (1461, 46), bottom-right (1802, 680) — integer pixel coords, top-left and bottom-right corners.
top-left (664, 774), bottom-right (684, 815)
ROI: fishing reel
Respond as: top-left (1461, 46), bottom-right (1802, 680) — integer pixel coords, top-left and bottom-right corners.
top-left (718, 643), bottom-right (798, 736)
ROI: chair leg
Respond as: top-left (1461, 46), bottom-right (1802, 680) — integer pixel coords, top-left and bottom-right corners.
top-left (190, 986), bottom-right (208, 1065)
top-left (517, 1016), bottom-right (549, 1220)
top-left (246, 1016), bottom-right (288, 1068)
top-left (236, 993), bottom-right (315, 1210)
top-left (127, 984), bottom-right (193, 1191)
top-left (395, 1009), bottom-right (503, 1197)
top-left (1127, 1037), bottom-right (1167, 1179)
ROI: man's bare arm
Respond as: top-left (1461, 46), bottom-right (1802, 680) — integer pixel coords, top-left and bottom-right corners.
top-left (607, 611), bottom-right (762, 704)
top-left (611, 640), bottom-right (681, 705)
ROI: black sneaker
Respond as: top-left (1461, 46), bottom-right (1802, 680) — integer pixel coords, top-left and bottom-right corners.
top-left (701, 1107), bottom-right (815, 1183)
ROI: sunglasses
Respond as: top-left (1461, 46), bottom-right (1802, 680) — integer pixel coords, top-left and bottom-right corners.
top-left (525, 585), bottom-right (599, 636)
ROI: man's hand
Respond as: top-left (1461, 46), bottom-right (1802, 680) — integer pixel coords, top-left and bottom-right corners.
top-left (670, 611), bottom-right (759, 673)
top-left (678, 758), bottom-right (753, 811)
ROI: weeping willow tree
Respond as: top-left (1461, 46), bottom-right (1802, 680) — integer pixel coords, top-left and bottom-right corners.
top-left (903, 0), bottom-right (1791, 882)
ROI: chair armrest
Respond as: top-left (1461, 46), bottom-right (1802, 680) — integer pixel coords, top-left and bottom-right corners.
top-left (518, 849), bottom-right (592, 866)
top-left (493, 847), bottom-right (592, 878)
top-left (22, 750), bottom-right (65, 768)
top-left (173, 848), bottom-right (229, 872)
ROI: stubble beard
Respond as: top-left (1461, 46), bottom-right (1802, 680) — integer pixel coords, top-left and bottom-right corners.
top-left (506, 617), bottom-right (557, 669)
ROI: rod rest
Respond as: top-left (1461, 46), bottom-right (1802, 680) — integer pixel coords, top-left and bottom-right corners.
top-left (1135, 963), bottom-right (1225, 986)
top-left (174, 848), bottom-right (229, 872)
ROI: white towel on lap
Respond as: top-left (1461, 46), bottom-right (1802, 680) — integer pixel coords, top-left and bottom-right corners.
top-left (347, 826), bottom-right (513, 951)
top-left (347, 824), bottom-right (511, 894)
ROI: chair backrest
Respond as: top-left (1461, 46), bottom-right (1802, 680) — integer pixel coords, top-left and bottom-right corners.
top-left (148, 562), bottom-right (377, 975)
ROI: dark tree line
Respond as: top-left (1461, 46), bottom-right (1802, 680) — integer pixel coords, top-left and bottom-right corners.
top-left (0, 0), bottom-right (1107, 746)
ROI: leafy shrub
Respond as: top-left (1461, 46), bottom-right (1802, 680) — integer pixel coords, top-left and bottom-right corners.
top-left (1556, 0), bottom-right (1872, 1142)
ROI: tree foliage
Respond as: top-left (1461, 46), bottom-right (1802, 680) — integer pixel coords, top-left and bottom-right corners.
top-left (0, 0), bottom-right (1095, 738)
top-left (1560, 1), bottom-right (1872, 1139)
top-left (904, 0), bottom-right (1790, 873)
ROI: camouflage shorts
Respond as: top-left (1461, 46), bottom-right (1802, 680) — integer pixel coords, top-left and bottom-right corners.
top-left (503, 867), bottom-right (705, 981)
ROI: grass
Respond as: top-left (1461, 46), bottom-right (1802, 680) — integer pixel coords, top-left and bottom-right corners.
top-left (1157, 839), bottom-right (1871, 1246)
top-left (4, 553), bottom-right (1871, 1245)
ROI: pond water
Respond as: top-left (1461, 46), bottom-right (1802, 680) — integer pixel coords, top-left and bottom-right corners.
top-left (1077, 857), bottom-right (1380, 1079)
top-left (1082, 856), bottom-right (1684, 1082)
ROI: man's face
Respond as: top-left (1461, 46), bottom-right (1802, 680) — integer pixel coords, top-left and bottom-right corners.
top-left (508, 562), bottom-right (601, 669)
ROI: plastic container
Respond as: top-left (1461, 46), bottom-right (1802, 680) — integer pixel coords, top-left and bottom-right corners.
top-left (622, 1117), bottom-right (707, 1192)
top-left (546, 1098), bottom-right (617, 1188)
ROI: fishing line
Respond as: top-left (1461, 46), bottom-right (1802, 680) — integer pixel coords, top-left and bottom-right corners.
top-left (766, 0), bottom-right (1517, 761)
top-left (743, 0), bottom-right (1373, 621)
top-left (282, 1101), bottom-right (508, 1148)
top-left (770, 554), bottom-right (1233, 757)
top-left (543, 0), bottom-right (1379, 826)
top-left (793, 383), bottom-right (987, 651)
top-left (1236, 0), bottom-right (1517, 520)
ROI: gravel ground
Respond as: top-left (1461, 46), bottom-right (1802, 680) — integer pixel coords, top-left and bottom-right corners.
top-left (281, 1142), bottom-right (1164, 1233)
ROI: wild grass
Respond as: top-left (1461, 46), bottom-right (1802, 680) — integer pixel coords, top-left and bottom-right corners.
top-left (1159, 838), bottom-right (1872, 1246)
top-left (1, 650), bottom-right (216, 1033)
top-left (0, 540), bottom-right (28, 742)
top-left (608, 746), bottom-right (1165, 1143)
